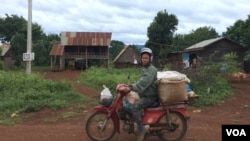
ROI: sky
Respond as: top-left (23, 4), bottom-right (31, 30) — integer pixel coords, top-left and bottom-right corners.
top-left (1, 0), bottom-right (250, 45)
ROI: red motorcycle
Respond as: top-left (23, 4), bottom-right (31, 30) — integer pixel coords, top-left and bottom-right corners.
top-left (85, 84), bottom-right (190, 141)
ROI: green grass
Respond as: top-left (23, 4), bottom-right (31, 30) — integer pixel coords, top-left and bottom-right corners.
top-left (0, 70), bottom-right (89, 125)
top-left (79, 66), bottom-right (141, 93)
top-left (80, 66), bottom-right (234, 108)
top-left (0, 63), bottom-right (235, 124)
top-left (32, 66), bottom-right (51, 72)
top-left (61, 112), bottom-right (78, 119)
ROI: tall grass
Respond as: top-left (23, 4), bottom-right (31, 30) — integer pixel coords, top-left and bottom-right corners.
top-left (0, 57), bottom-right (236, 124)
top-left (180, 52), bottom-right (238, 107)
top-left (190, 73), bottom-right (232, 107)
top-left (79, 67), bottom-right (141, 93)
top-left (81, 65), bottom-right (234, 108)
top-left (0, 71), bottom-right (88, 124)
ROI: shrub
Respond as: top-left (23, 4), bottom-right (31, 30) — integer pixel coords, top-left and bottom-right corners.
top-left (81, 56), bottom-right (237, 108)
top-left (180, 53), bottom-right (238, 107)
top-left (79, 67), bottom-right (140, 93)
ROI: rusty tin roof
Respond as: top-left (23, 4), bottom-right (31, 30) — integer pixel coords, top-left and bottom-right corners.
top-left (49, 43), bottom-right (64, 56)
top-left (60, 32), bottom-right (112, 46)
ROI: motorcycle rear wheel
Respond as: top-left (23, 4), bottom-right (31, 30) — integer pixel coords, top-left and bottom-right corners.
top-left (85, 111), bottom-right (116, 141)
top-left (156, 112), bottom-right (187, 141)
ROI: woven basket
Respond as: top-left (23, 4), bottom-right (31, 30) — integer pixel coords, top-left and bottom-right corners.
top-left (157, 79), bottom-right (187, 105)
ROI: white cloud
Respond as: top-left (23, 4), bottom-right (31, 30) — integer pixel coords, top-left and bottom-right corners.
top-left (1, 0), bottom-right (250, 44)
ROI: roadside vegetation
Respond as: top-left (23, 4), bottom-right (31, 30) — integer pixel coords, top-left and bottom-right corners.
top-left (80, 66), bottom-right (233, 108)
top-left (180, 52), bottom-right (240, 107)
top-left (79, 67), bottom-right (141, 93)
top-left (0, 70), bottom-right (89, 125)
top-left (0, 53), bottom-right (239, 125)
top-left (80, 53), bottom-right (239, 108)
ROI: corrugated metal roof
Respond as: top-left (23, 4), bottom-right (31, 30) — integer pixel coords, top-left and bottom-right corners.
top-left (185, 37), bottom-right (224, 51)
top-left (49, 43), bottom-right (64, 56)
top-left (61, 32), bottom-right (112, 46)
top-left (0, 43), bottom-right (10, 56)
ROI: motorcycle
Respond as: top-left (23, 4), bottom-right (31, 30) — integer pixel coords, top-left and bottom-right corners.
top-left (85, 83), bottom-right (190, 141)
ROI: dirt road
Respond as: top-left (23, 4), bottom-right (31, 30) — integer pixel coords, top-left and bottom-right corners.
top-left (0, 70), bottom-right (249, 141)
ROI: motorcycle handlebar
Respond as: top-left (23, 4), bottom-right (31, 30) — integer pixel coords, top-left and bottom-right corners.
top-left (116, 84), bottom-right (130, 96)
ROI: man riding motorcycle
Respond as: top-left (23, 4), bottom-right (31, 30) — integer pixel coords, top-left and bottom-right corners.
top-left (123, 47), bottom-right (158, 141)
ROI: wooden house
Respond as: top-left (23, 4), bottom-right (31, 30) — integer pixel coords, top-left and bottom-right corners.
top-left (113, 45), bottom-right (140, 68)
top-left (49, 42), bottom-right (64, 71)
top-left (49, 32), bottom-right (112, 71)
top-left (168, 37), bottom-right (246, 70)
top-left (0, 43), bottom-right (15, 70)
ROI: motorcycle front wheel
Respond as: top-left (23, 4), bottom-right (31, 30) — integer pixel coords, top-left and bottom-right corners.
top-left (156, 112), bottom-right (187, 141)
top-left (85, 111), bottom-right (116, 141)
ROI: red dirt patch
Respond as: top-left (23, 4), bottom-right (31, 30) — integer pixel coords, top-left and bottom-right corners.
top-left (0, 70), bottom-right (249, 141)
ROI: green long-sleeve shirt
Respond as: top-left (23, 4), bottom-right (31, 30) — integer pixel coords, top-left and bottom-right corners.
top-left (130, 64), bottom-right (158, 98)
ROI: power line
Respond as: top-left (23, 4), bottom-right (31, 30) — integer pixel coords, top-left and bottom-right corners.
top-left (148, 41), bottom-right (188, 48)
top-left (43, 0), bottom-right (93, 22)
top-left (36, 0), bottom-right (96, 33)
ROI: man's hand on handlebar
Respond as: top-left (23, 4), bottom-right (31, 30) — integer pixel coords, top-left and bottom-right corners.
top-left (122, 86), bottom-right (131, 93)
top-left (116, 84), bottom-right (131, 92)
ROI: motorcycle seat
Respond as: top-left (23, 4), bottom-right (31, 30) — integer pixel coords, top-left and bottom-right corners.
top-left (149, 100), bottom-right (160, 108)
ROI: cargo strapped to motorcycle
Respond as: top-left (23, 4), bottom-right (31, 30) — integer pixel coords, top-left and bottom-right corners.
top-left (157, 79), bottom-right (188, 105)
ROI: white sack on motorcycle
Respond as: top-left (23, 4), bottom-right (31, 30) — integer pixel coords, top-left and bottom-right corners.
top-left (99, 85), bottom-right (113, 107)
top-left (157, 71), bottom-right (190, 82)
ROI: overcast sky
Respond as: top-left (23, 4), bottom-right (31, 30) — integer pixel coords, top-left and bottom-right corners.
top-left (1, 0), bottom-right (250, 45)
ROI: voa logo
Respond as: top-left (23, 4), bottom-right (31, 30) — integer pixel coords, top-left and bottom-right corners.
top-left (226, 129), bottom-right (246, 136)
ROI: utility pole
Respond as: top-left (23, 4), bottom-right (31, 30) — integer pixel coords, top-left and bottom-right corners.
top-left (26, 0), bottom-right (32, 74)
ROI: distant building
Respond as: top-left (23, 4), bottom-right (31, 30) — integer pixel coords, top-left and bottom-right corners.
top-left (49, 32), bottom-right (112, 71)
top-left (168, 37), bottom-right (246, 71)
top-left (0, 43), bottom-right (15, 70)
top-left (113, 45), bottom-right (140, 68)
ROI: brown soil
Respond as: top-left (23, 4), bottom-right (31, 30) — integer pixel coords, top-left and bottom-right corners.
top-left (0, 70), bottom-right (250, 141)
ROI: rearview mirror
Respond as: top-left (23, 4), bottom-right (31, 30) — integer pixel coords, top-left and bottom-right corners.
top-left (127, 73), bottom-right (130, 80)
top-left (127, 73), bottom-right (130, 84)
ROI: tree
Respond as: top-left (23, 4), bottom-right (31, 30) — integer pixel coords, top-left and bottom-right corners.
top-left (33, 33), bottom-right (60, 66)
top-left (223, 15), bottom-right (250, 49)
top-left (0, 47), bottom-right (3, 69)
top-left (171, 26), bottom-right (220, 53)
top-left (109, 40), bottom-right (125, 61)
top-left (222, 19), bottom-right (245, 45)
top-left (145, 9), bottom-right (178, 59)
top-left (223, 15), bottom-right (250, 58)
top-left (33, 39), bottom-right (49, 66)
top-left (171, 34), bottom-right (187, 51)
top-left (45, 33), bottom-right (61, 52)
top-left (10, 33), bottom-right (26, 66)
top-left (0, 14), bottom-right (27, 42)
top-left (0, 14), bottom-right (58, 67)
top-left (241, 15), bottom-right (250, 49)
top-left (9, 21), bottom-right (45, 67)
top-left (187, 26), bottom-right (219, 45)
